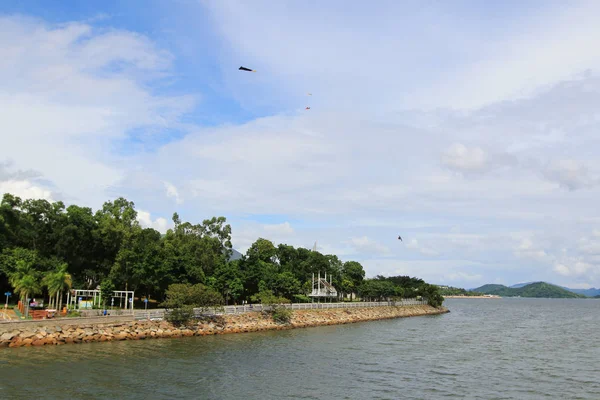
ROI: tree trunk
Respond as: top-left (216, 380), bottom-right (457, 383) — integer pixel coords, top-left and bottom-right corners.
top-left (55, 291), bottom-right (59, 310)
top-left (58, 290), bottom-right (63, 314)
top-left (24, 292), bottom-right (29, 318)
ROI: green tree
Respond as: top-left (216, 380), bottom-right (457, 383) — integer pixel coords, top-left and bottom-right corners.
top-left (247, 238), bottom-right (277, 263)
top-left (54, 204), bottom-right (98, 287)
top-left (419, 283), bottom-right (444, 307)
top-left (342, 261), bottom-right (365, 300)
top-left (271, 271), bottom-right (301, 300)
top-left (213, 261), bottom-right (244, 305)
top-left (9, 259), bottom-right (42, 317)
top-left (42, 261), bottom-right (72, 311)
top-left (100, 279), bottom-right (115, 309)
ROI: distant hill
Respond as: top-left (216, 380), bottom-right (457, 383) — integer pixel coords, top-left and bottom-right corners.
top-left (559, 286), bottom-right (600, 297)
top-left (471, 284), bottom-right (507, 293)
top-left (227, 248), bottom-right (243, 261)
top-left (470, 282), bottom-right (587, 298)
top-left (222, 248), bottom-right (243, 261)
top-left (485, 281), bottom-right (600, 297)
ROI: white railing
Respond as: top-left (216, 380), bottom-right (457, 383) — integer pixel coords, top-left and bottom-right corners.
top-left (133, 298), bottom-right (427, 321)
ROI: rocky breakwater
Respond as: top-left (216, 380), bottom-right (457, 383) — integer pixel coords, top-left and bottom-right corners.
top-left (0, 305), bottom-right (448, 348)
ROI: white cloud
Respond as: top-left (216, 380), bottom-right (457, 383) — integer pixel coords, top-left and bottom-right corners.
top-left (263, 222), bottom-right (294, 235)
top-left (412, 2), bottom-right (600, 110)
top-left (136, 210), bottom-right (170, 233)
top-left (441, 143), bottom-right (488, 173)
top-left (514, 238), bottom-right (552, 263)
top-left (553, 260), bottom-right (594, 277)
top-left (0, 15), bottom-right (194, 207)
top-left (578, 234), bottom-right (600, 255)
top-left (444, 271), bottom-right (484, 283)
top-left (204, 1), bottom-right (600, 113)
top-left (405, 239), bottom-right (439, 257)
top-left (163, 181), bottom-right (183, 204)
top-left (6, 5), bottom-right (600, 290)
top-left (542, 159), bottom-right (599, 191)
top-left (0, 180), bottom-right (53, 202)
top-left (230, 221), bottom-right (301, 255)
top-left (346, 236), bottom-right (390, 256)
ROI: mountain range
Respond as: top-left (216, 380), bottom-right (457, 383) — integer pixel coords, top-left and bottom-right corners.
top-left (227, 248), bottom-right (244, 261)
top-left (469, 282), bottom-right (591, 298)
top-left (507, 282), bottom-right (600, 297)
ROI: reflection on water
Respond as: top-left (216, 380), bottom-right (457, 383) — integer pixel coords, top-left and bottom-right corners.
top-left (1, 299), bottom-right (600, 399)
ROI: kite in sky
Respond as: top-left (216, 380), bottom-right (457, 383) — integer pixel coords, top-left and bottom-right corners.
top-left (398, 235), bottom-right (403, 241)
top-left (305, 106), bottom-right (311, 110)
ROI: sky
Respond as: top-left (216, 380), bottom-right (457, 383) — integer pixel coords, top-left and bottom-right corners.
top-left (2, 0), bottom-right (600, 289)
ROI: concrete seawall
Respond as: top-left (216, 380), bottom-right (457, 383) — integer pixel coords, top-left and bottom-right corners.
top-left (0, 305), bottom-right (448, 349)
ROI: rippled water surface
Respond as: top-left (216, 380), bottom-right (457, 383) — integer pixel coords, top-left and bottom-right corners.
top-left (1, 298), bottom-right (600, 399)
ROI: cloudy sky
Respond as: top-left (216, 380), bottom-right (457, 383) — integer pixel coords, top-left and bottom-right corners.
top-left (2, 0), bottom-right (600, 289)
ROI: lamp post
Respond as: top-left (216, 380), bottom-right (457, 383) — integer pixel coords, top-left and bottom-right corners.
top-left (3, 292), bottom-right (10, 320)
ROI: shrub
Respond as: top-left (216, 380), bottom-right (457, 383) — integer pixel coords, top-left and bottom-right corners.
top-left (161, 283), bottom-right (224, 326)
top-left (250, 288), bottom-right (293, 324)
top-left (66, 310), bottom-right (81, 318)
top-left (165, 306), bottom-right (195, 327)
top-left (292, 294), bottom-right (311, 303)
top-left (271, 307), bottom-right (293, 324)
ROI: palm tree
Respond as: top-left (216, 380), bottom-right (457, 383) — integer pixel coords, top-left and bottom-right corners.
top-left (43, 263), bottom-right (72, 313)
top-left (9, 260), bottom-right (42, 318)
top-left (56, 263), bottom-right (72, 313)
top-left (43, 270), bottom-right (60, 309)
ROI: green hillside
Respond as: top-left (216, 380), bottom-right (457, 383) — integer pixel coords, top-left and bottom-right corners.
top-left (471, 282), bottom-right (587, 298)
top-left (472, 284), bottom-right (508, 293)
top-left (437, 286), bottom-right (484, 296)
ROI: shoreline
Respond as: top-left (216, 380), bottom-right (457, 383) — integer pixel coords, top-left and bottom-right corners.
top-left (444, 295), bottom-right (501, 299)
top-left (0, 305), bottom-right (448, 349)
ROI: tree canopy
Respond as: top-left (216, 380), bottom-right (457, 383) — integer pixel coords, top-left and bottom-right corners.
top-left (0, 193), bottom-right (443, 308)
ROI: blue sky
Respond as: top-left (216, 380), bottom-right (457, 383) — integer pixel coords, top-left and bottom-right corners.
top-left (2, 0), bottom-right (600, 289)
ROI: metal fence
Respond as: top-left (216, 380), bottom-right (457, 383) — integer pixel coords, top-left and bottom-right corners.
top-left (133, 298), bottom-right (427, 321)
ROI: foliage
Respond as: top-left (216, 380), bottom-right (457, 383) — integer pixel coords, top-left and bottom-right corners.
top-left (42, 261), bottom-right (72, 310)
top-left (339, 261), bottom-right (365, 300)
top-left (437, 286), bottom-right (484, 296)
top-left (271, 307), bottom-right (293, 324)
top-left (100, 280), bottom-right (115, 307)
top-left (66, 310), bottom-right (82, 318)
top-left (251, 287), bottom-right (292, 324)
top-left (357, 275), bottom-right (444, 307)
top-left (419, 283), bottom-right (444, 307)
top-left (0, 192), bottom-right (442, 312)
top-left (161, 283), bottom-right (224, 326)
top-left (250, 288), bottom-right (290, 306)
top-left (292, 294), bottom-right (311, 303)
